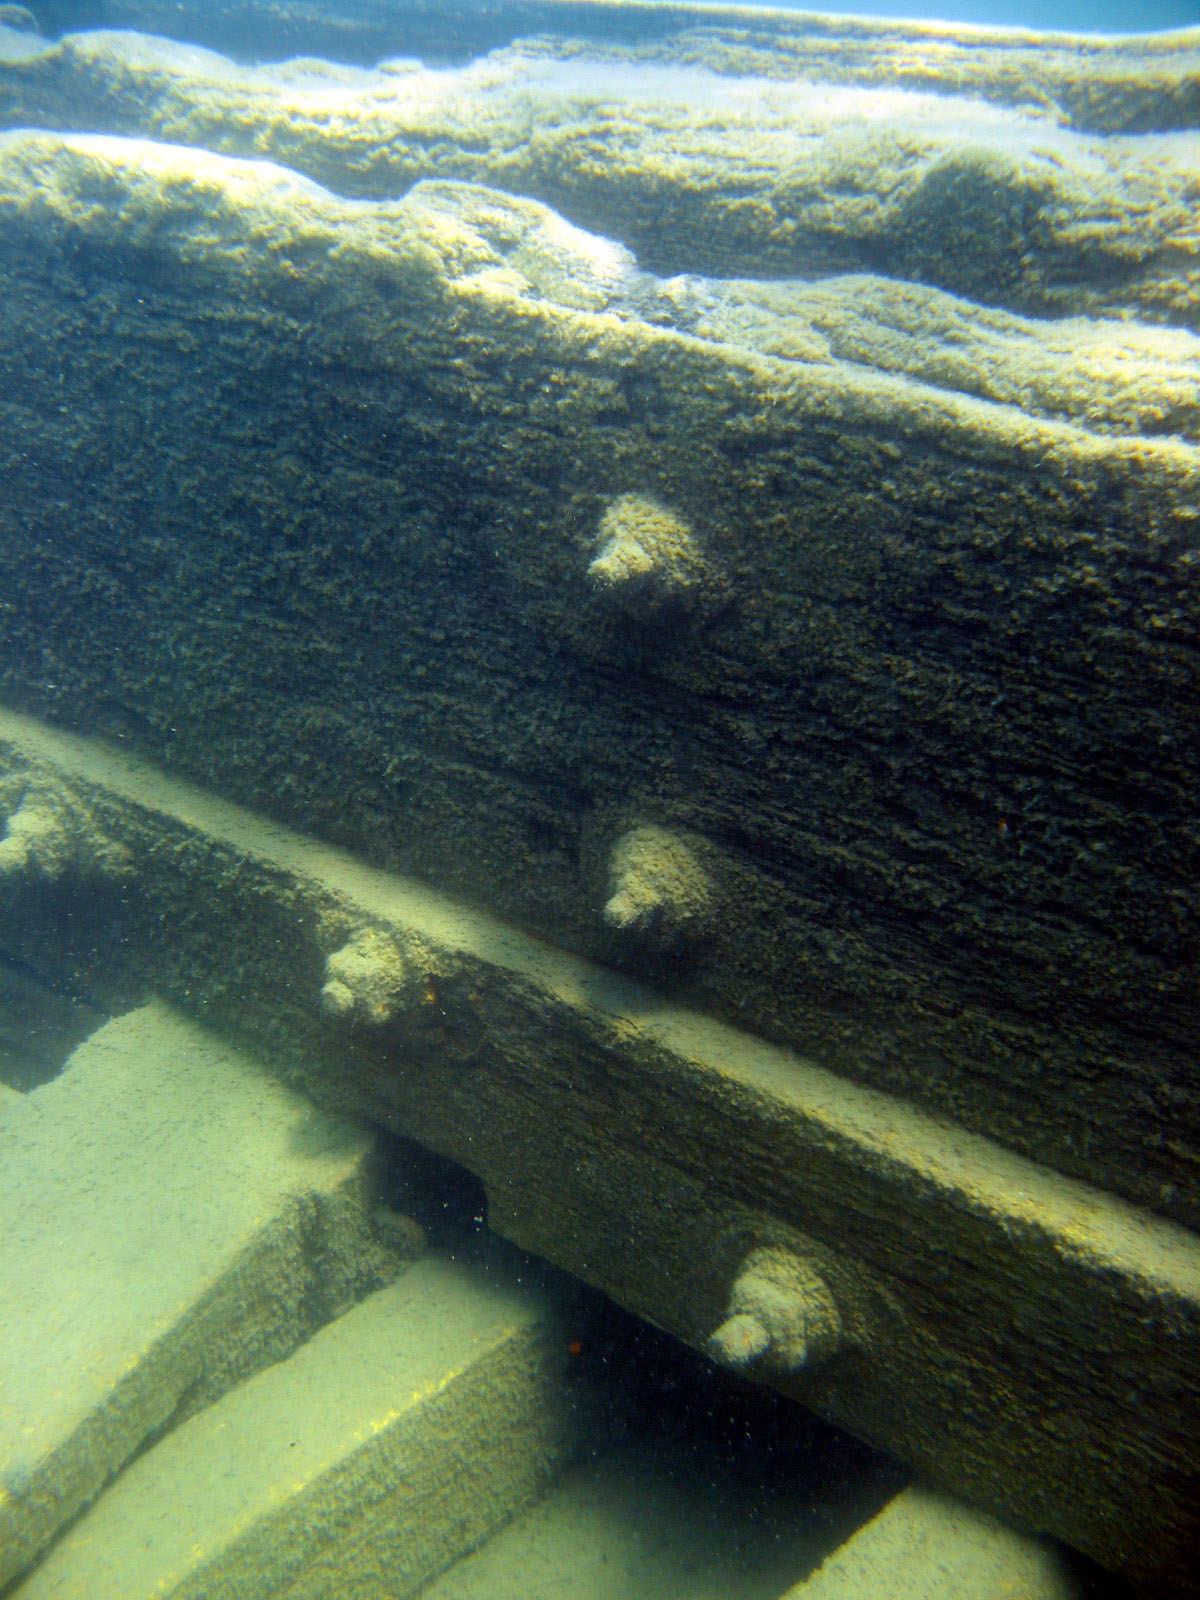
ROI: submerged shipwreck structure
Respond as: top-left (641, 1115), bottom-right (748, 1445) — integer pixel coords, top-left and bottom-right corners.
top-left (0, 1), bottom-right (1197, 1594)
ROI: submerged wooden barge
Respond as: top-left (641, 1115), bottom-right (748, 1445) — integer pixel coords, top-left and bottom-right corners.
top-left (0, 2), bottom-right (1197, 1593)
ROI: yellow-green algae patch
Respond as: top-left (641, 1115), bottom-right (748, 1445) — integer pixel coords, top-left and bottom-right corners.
top-left (0, 27), bottom-right (1198, 321)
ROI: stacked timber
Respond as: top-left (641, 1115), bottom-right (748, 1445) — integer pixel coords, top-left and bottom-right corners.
top-left (0, 5), bottom-right (1196, 1593)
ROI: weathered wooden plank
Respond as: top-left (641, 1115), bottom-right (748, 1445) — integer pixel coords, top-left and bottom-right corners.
top-left (10, 1261), bottom-right (569, 1600)
top-left (792, 1485), bottom-right (1083, 1600)
top-left (12, 2), bottom-right (1200, 135)
top-left (0, 710), bottom-right (1194, 1595)
top-left (0, 131), bottom-right (1195, 1231)
top-left (1, 27), bottom-right (1197, 320)
top-left (0, 1000), bottom-right (408, 1587)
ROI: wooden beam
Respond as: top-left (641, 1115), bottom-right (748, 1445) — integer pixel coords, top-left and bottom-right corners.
top-left (0, 708), bottom-right (1195, 1594)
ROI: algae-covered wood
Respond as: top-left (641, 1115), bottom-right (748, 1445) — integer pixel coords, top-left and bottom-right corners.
top-left (2, 25), bottom-right (1198, 321)
top-left (10, 1261), bottom-right (569, 1600)
top-left (0, 126), bottom-right (1196, 1231)
top-left (1, 10), bottom-right (1198, 1589)
top-left (14, 1), bottom-right (1200, 135)
top-left (0, 709), bottom-right (1196, 1595)
top-left (0, 1000), bottom-right (404, 1585)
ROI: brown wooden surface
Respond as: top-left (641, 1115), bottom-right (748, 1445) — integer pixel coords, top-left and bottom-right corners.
top-left (0, 133), bottom-right (1196, 1227)
top-left (0, 709), bottom-right (1196, 1594)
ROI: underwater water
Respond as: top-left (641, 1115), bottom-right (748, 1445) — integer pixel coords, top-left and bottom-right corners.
top-left (0, 1), bottom-right (1197, 1598)
top-left (776, 0), bottom-right (1199, 29)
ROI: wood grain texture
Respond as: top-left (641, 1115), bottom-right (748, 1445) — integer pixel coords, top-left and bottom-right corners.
top-left (0, 709), bottom-right (1196, 1593)
top-left (0, 133), bottom-right (1195, 1227)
